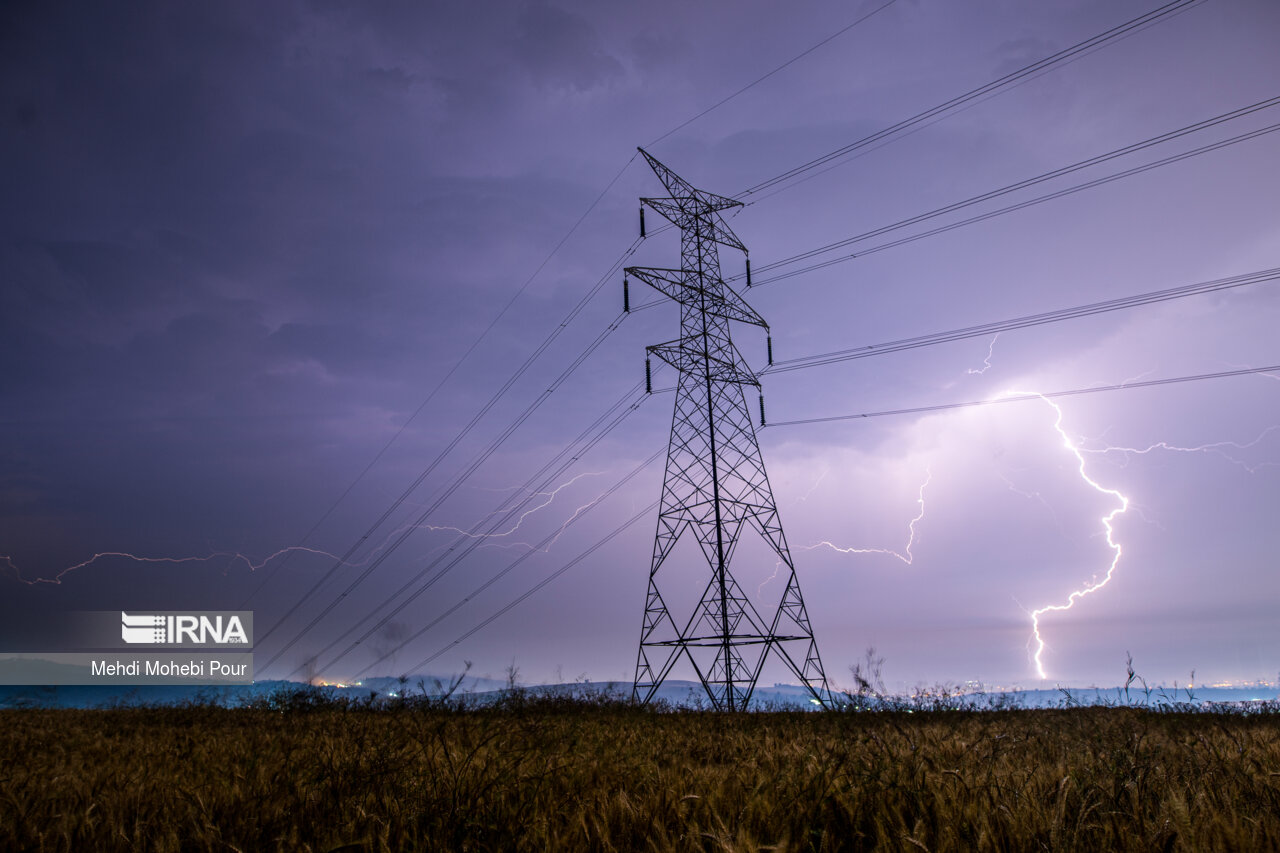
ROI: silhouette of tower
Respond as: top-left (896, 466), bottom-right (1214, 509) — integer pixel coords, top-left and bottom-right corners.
top-left (627, 148), bottom-right (831, 710)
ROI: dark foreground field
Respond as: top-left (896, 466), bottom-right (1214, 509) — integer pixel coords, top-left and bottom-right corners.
top-left (4, 694), bottom-right (1280, 852)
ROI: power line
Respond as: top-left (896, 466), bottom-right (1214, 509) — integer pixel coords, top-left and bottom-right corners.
top-left (762, 267), bottom-right (1280, 375)
top-left (259, 312), bottom-right (646, 673)
top-left (734, 5), bottom-right (1206, 210)
top-left (396, 498), bottom-right (661, 678)
top-left (766, 364), bottom-right (1280, 427)
top-left (747, 120), bottom-right (1280, 288)
top-left (257, 245), bottom-right (639, 651)
top-left (737, 0), bottom-right (1201, 199)
top-left (738, 97), bottom-right (1280, 285)
top-left (636, 0), bottom-right (1201, 247)
top-left (242, 155), bottom-right (640, 609)
top-left (627, 99), bottom-right (1280, 313)
top-left (646, 0), bottom-right (899, 148)
top-left (347, 447), bottom-right (668, 682)
top-left (289, 382), bottom-right (659, 680)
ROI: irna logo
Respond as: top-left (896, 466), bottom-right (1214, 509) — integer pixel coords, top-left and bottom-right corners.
top-left (121, 612), bottom-right (249, 646)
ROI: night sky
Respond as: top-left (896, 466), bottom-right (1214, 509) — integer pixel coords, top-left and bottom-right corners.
top-left (3, 0), bottom-right (1278, 691)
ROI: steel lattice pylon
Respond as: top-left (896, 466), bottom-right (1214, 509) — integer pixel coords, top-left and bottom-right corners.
top-left (628, 148), bottom-right (831, 710)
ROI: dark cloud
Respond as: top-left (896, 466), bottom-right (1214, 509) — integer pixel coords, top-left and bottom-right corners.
top-left (512, 1), bottom-right (624, 92)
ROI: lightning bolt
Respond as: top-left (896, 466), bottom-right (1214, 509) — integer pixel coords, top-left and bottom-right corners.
top-left (525, 490), bottom-right (615, 554)
top-left (1082, 425), bottom-right (1279, 474)
top-left (1118, 367), bottom-right (1157, 386)
top-left (802, 468), bottom-right (932, 565)
top-left (2, 473), bottom-right (609, 587)
top-left (1012, 391), bottom-right (1130, 681)
top-left (757, 556), bottom-right (785, 598)
top-left (409, 470), bottom-right (608, 551)
top-left (998, 470), bottom-right (1052, 508)
top-left (796, 466), bottom-right (831, 502)
top-left (756, 466), bottom-right (830, 596)
top-left (966, 334), bottom-right (1000, 375)
top-left (0, 546), bottom-right (349, 586)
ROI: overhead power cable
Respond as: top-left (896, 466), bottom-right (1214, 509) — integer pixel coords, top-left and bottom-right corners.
top-left (395, 498), bottom-right (661, 678)
top-left (286, 380), bottom-right (659, 680)
top-left (242, 155), bottom-right (639, 609)
top-left (347, 446), bottom-right (668, 682)
top-left (646, 0), bottom-right (899, 147)
top-left (260, 310), bottom-right (646, 673)
top-left (736, 0), bottom-right (1201, 199)
top-left (762, 267), bottom-right (1280, 375)
top-left (748, 120), bottom-right (1280, 289)
top-left (766, 364), bottom-right (1280, 427)
top-left (635, 0), bottom-right (1201, 248)
top-left (629, 99), bottom-right (1279, 314)
top-left (736, 97), bottom-right (1280, 285)
top-left (257, 242), bottom-right (640, 651)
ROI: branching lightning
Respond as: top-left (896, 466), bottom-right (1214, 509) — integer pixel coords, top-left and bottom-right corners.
top-left (990, 370), bottom-right (1275, 678)
top-left (0, 546), bottom-right (349, 586)
top-left (757, 467), bottom-right (834, 597)
top-left (405, 470), bottom-right (607, 552)
top-left (802, 468), bottom-right (932, 565)
top-left (796, 466), bottom-right (831, 502)
top-left (1011, 390), bottom-right (1131, 680)
top-left (966, 334), bottom-right (1000, 375)
top-left (1082, 425), bottom-right (1279, 474)
top-left (757, 556), bottom-right (786, 598)
top-left (2, 472), bottom-right (609, 587)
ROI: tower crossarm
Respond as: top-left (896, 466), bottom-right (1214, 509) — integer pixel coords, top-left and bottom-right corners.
top-left (638, 147), bottom-right (743, 209)
top-left (647, 634), bottom-right (812, 647)
top-left (640, 197), bottom-right (746, 252)
top-left (646, 339), bottom-right (761, 388)
top-left (626, 265), bottom-right (768, 328)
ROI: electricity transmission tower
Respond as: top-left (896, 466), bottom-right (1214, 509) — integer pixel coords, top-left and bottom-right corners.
top-left (627, 148), bottom-right (831, 710)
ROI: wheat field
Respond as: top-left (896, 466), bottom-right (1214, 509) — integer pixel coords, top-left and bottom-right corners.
top-left (3, 690), bottom-right (1280, 851)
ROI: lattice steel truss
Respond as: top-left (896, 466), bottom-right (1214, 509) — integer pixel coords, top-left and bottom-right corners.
top-left (628, 148), bottom-right (831, 710)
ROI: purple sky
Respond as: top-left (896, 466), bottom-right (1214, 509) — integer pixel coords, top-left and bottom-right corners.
top-left (3, 0), bottom-right (1278, 691)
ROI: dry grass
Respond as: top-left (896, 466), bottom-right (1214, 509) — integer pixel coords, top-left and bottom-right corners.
top-left (3, 692), bottom-right (1280, 851)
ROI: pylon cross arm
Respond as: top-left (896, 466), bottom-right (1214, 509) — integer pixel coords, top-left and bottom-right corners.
top-left (641, 192), bottom-right (742, 216)
top-left (646, 340), bottom-right (761, 387)
top-left (625, 266), bottom-right (767, 328)
top-left (641, 197), bottom-right (746, 252)
top-left (638, 147), bottom-right (743, 209)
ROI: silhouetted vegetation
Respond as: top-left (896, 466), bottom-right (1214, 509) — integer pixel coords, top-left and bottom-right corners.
top-left (3, 681), bottom-right (1280, 852)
